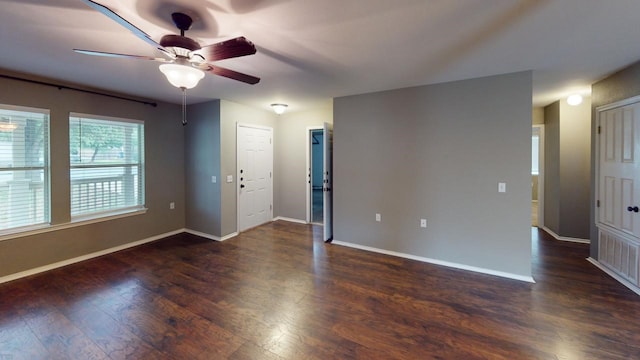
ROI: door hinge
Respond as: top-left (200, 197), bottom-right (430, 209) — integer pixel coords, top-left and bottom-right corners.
top-left (597, 126), bottom-right (601, 134)
top-left (270, 204), bottom-right (272, 210)
top-left (597, 200), bottom-right (600, 207)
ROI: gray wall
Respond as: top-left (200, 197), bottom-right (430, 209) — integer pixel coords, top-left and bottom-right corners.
top-left (183, 100), bottom-right (334, 237)
top-left (185, 100), bottom-right (221, 236)
top-left (544, 102), bottom-right (561, 232)
top-left (544, 98), bottom-right (591, 239)
top-left (274, 103), bottom-right (333, 221)
top-left (333, 71), bottom-right (533, 278)
top-left (591, 60), bottom-right (640, 257)
top-left (532, 107), bottom-right (545, 125)
top-left (559, 97), bottom-right (591, 238)
top-left (0, 70), bottom-right (185, 278)
top-left (184, 100), bottom-right (278, 238)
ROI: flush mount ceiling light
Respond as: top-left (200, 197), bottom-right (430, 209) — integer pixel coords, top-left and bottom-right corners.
top-left (567, 94), bottom-right (583, 106)
top-left (271, 103), bottom-right (288, 115)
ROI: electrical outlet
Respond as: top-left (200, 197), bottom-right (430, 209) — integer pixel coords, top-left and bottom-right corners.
top-left (375, 213), bottom-right (381, 222)
top-left (420, 219), bottom-right (427, 228)
top-left (169, 202), bottom-right (175, 210)
top-left (498, 182), bottom-right (506, 193)
top-left (211, 175), bottom-right (217, 183)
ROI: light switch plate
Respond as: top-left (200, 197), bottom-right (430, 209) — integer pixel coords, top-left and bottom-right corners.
top-left (227, 175), bottom-right (233, 183)
top-left (498, 182), bottom-right (506, 193)
top-left (211, 176), bottom-right (217, 183)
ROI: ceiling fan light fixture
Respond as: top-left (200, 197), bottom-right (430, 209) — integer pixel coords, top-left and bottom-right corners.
top-left (159, 63), bottom-right (205, 89)
top-left (271, 103), bottom-right (288, 115)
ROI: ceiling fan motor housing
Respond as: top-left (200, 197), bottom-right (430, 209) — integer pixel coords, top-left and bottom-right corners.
top-left (160, 34), bottom-right (201, 58)
top-left (160, 35), bottom-right (201, 52)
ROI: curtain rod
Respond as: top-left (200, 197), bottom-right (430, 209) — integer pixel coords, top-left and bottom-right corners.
top-left (0, 74), bottom-right (158, 107)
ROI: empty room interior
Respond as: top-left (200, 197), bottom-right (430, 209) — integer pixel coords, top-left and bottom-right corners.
top-left (1, 1), bottom-right (639, 359)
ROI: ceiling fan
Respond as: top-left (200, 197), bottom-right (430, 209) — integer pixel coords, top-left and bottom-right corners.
top-left (75, 0), bottom-right (260, 123)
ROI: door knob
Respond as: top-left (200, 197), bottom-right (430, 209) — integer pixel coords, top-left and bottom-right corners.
top-left (627, 206), bottom-right (639, 212)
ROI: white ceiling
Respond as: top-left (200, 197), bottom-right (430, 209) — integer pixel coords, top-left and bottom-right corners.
top-left (2, 0), bottom-right (640, 113)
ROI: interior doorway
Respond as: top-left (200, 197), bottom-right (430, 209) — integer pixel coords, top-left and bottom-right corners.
top-left (310, 129), bottom-right (324, 223)
top-left (306, 124), bottom-right (333, 241)
top-left (532, 125), bottom-right (544, 228)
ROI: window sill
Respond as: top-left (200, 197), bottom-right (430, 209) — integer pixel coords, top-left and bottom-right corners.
top-left (0, 207), bottom-right (147, 242)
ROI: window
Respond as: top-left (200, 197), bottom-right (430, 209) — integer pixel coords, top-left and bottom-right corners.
top-left (69, 113), bottom-right (144, 218)
top-left (0, 105), bottom-right (50, 232)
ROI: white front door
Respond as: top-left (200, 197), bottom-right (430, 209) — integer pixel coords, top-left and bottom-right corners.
top-left (238, 124), bottom-right (273, 232)
top-left (323, 122), bottom-right (333, 242)
top-left (597, 100), bottom-right (640, 288)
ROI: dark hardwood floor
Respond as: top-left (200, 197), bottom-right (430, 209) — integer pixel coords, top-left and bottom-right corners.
top-left (1, 222), bottom-right (639, 359)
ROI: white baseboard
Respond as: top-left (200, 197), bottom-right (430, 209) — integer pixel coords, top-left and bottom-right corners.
top-left (540, 226), bottom-right (590, 244)
top-left (184, 228), bottom-right (220, 241)
top-left (221, 232), bottom-right (238, 241)
top-left (273, 216), bottom-right (308, 224)
top-left (184, 228), bottom-right (238, 242)
top-left (586, 257), bottom-right (640, 296)
top-left (331, 240), bottom-right (535, 283)
top-left (0, 228), bottom-right (185, 285)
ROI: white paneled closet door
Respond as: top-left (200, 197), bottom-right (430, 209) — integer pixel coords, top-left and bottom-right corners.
top-left (597, 100), bottom-right (640, 290)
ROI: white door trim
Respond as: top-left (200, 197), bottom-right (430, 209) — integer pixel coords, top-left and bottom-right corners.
top-left (596, 94), bottom-right (640, 112)
top-left (236, 123), bottom-right (274, 232)
top-left (323, 122), bottom-right (333, 242)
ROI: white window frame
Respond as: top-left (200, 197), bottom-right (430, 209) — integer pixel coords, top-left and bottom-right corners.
top-left (0, 104), bottom-right (50, 236)
top-left (69, 112), bottom-right (145, 221)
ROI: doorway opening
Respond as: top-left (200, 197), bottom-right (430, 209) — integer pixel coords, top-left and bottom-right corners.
top-left (532, 125), bottom-right (544, 228)
top-left (310, 129), bottom-right (324, 224)
top-left (306, 123), bottom-right (333, 241)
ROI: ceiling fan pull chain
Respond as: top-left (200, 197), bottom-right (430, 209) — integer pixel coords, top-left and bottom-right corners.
top-left (182, 88), bottom-right (187, 126)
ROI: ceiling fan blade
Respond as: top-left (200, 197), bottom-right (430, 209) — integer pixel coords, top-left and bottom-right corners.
top-left (206, 65), bottom-right (260, 85)
top-left (199, 36), bottom-right (257, 62)
top-left (74, 49), bottom-right (169, 62)
top-left (81, 0), bottom-right (171, 57)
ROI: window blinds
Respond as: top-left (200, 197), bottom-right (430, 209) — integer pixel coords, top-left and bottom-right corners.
top-left (0, 105), bottom-right (49, 232)
top-left (69, 114), bottom-right (144, 218)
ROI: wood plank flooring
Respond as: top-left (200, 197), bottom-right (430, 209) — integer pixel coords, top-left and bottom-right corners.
top-left (1, 222), bottom-right (639, 359)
